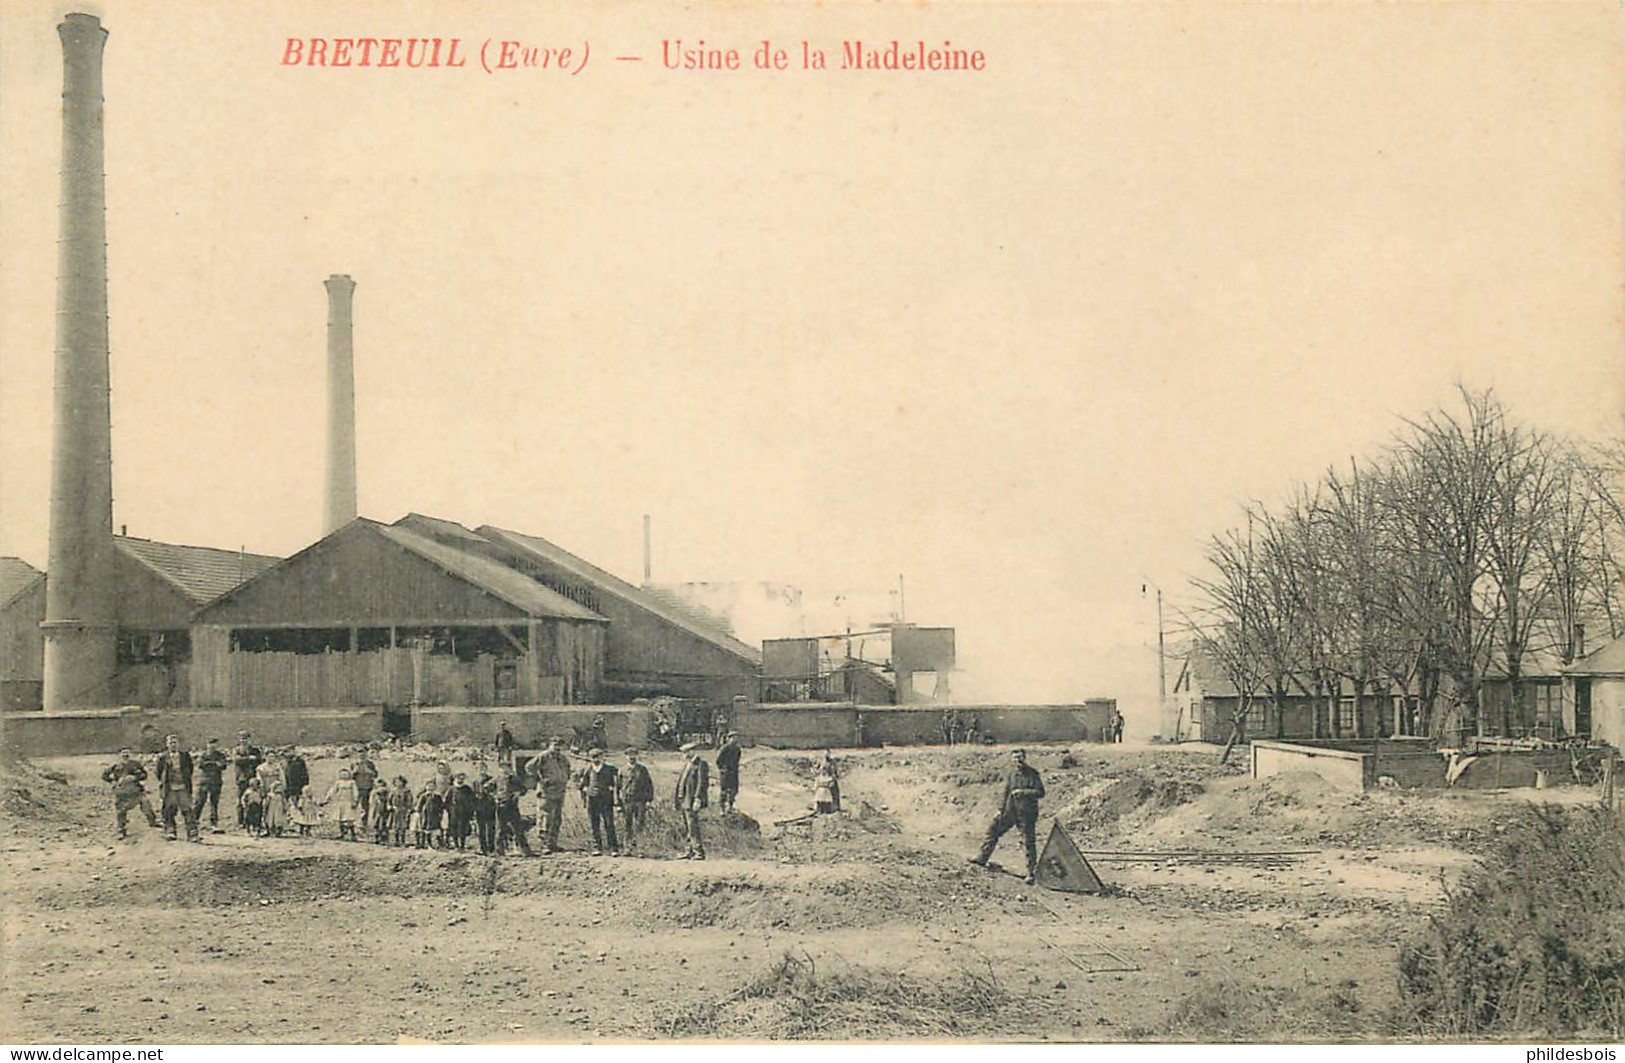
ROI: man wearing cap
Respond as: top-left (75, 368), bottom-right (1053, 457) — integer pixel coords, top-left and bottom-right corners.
top-left (192, 737), bottom-right (230, 833)
top-left (102, 747), bottom-right (159, 839)
top-left (154, 733), bottom-right (201, 843)
top-left (969, 748), bottom-right (1046, 885)
top-left (578, 749), bottom-right (620, 856)
top-left (674, 744), bottom-right (710, 860)
top-left (715, 731), bottom-right (742, 814)
top-left (231, 731), bottom-right (263, 827)
top-left (529, 737), bottom-right (573, 854)
top-left (618, 748), bottom-right (654, 853)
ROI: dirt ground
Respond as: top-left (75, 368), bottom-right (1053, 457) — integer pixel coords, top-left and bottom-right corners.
top-left (0, 739), bottom-right (1600, 1043)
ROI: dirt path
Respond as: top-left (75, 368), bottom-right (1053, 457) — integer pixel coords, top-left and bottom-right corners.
top-left (0, 742), bottom-right (1569, 1042)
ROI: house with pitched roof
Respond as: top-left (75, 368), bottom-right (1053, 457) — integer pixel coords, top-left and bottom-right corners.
top-left (1561, 634), bottom-right (1625, 748)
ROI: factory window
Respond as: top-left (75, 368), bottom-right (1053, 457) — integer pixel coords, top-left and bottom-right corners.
top-left (356, 628), bottom-right (394, 652)
top-left (444, 625), bottom-right (527, 662)
top-left (117, 629), bottom-right (191, 664)
top-left (231, 627), bottom-right (351, 654)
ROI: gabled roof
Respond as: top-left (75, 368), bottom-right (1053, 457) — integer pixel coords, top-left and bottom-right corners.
top-left (394, 512), bottom-right (491, 548)
top-left (376, 524), bottom-right (606, 623)
top-left (1565, 634), bottom-right (1625, 677)
top-left (0, 558), bottom-right (43, 608)
top-left (115, 536), bottom-right (281, 604)
top-left (477, 524), bottom-right (762, 666)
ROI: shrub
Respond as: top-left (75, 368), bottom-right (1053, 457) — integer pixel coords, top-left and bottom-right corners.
top-left (1396, 804), bottom-right (1625, 1038)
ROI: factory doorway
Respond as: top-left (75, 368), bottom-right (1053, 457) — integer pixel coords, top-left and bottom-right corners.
top-left (383, 704), bottom-right (412, 737)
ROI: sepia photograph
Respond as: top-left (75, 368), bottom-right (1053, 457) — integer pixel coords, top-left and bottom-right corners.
top-left (1, 0), bottom-right (1622, 1047)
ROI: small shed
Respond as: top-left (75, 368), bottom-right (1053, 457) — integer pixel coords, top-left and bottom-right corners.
top-left (190, 519), bottom-right (607, 709)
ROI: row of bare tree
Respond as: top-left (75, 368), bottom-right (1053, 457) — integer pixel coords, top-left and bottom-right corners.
top-left (1188, 388), bottom-right (1625, 758)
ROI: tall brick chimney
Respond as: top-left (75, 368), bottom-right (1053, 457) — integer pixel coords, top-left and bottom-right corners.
top-left (42, 13), bottom-right (117, 710)
top-left (323, 274), bottom-right (357, 534)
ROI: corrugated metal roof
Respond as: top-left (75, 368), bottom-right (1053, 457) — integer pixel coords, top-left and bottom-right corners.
top-left (0, 558), bottom-right (43, 608)
top-left (477, 524), bottom-right (762, 666)
top-left (377, 524), bottom-right (607, 623)
top-left (114, 537), bottom-right (281, 604)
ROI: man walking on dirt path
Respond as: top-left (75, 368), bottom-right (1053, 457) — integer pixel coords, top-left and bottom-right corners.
top-left (231, 731), bottom-right (263, 827)
top-left (675, 744), bottom-right (710, 860)
top-left (529, 737), bottom-right (572, 854)
top-left (192, 737), bottom-right (229, 833)
top-left (155, 734), bottom-right (201, 843)
top-left (102, 748), bottom-right (159, 839)
top-left (619, 748), bottom-right (654, 853)
top-left (969, 748), bottom-right (1046, 885)
top-left (716, 731), bottom-right (742, 814)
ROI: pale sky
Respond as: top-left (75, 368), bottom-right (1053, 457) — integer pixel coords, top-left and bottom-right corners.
top-left (2, 1), bottom-right (1621, 728)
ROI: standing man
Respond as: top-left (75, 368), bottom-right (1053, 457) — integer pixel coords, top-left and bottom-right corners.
top-left (102, 748), bottom-right (159, 839)
top-left (674, 744), bottom-right (710, 860)
top-left (529, 737), bottom-right (573, 855)
top-left (969, 748), bottom-right (1046, 885)
top-left (349, 748), bottom-right (376, 826)
top-left (618, 748), bottom-right (654, 853)
top-left (1113, 710), bottom-right (1126, 744)
top-left (154, 734), bottom-right (201, 843)
top-left (473, 773), bottom-right (498, 855)
top-left (715, 731), bottom-right (742, 814)
top-left (579, 749), bottom-right (620, 856)
top-left (494, 771), bottom-right (534, 857)
top-left (494, 719), bottom-right (515, 773)
top-left (230, 730), bottom-right (263, 827)
top-left (447, 772), bottom-right (477, 851)
top-left (192, 737), bottom-right (229, 833)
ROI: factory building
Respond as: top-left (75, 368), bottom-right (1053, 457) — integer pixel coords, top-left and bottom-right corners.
top-left (190, 519), bottom-right (607, 712)
top-left (395, 514), bottom-right (762, 705)
top-left (2, 538), bottom-right (278, 710)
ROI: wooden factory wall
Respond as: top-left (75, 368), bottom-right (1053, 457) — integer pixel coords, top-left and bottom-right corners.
top-left (595, 597), bottom-right (758, 704)
top-left (189, 622), bottom-right (603, 710)
top-left (113, 551), bottom-right (197, 629)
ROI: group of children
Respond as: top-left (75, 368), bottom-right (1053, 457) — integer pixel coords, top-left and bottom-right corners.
top-left (237, 754), bottom-right (526, 855)
top-left (239, 767), bottom-right (361, 840)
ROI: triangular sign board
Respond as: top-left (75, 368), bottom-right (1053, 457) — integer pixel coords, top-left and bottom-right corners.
top-left (1035, 821), bottom-right (1105, 894)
